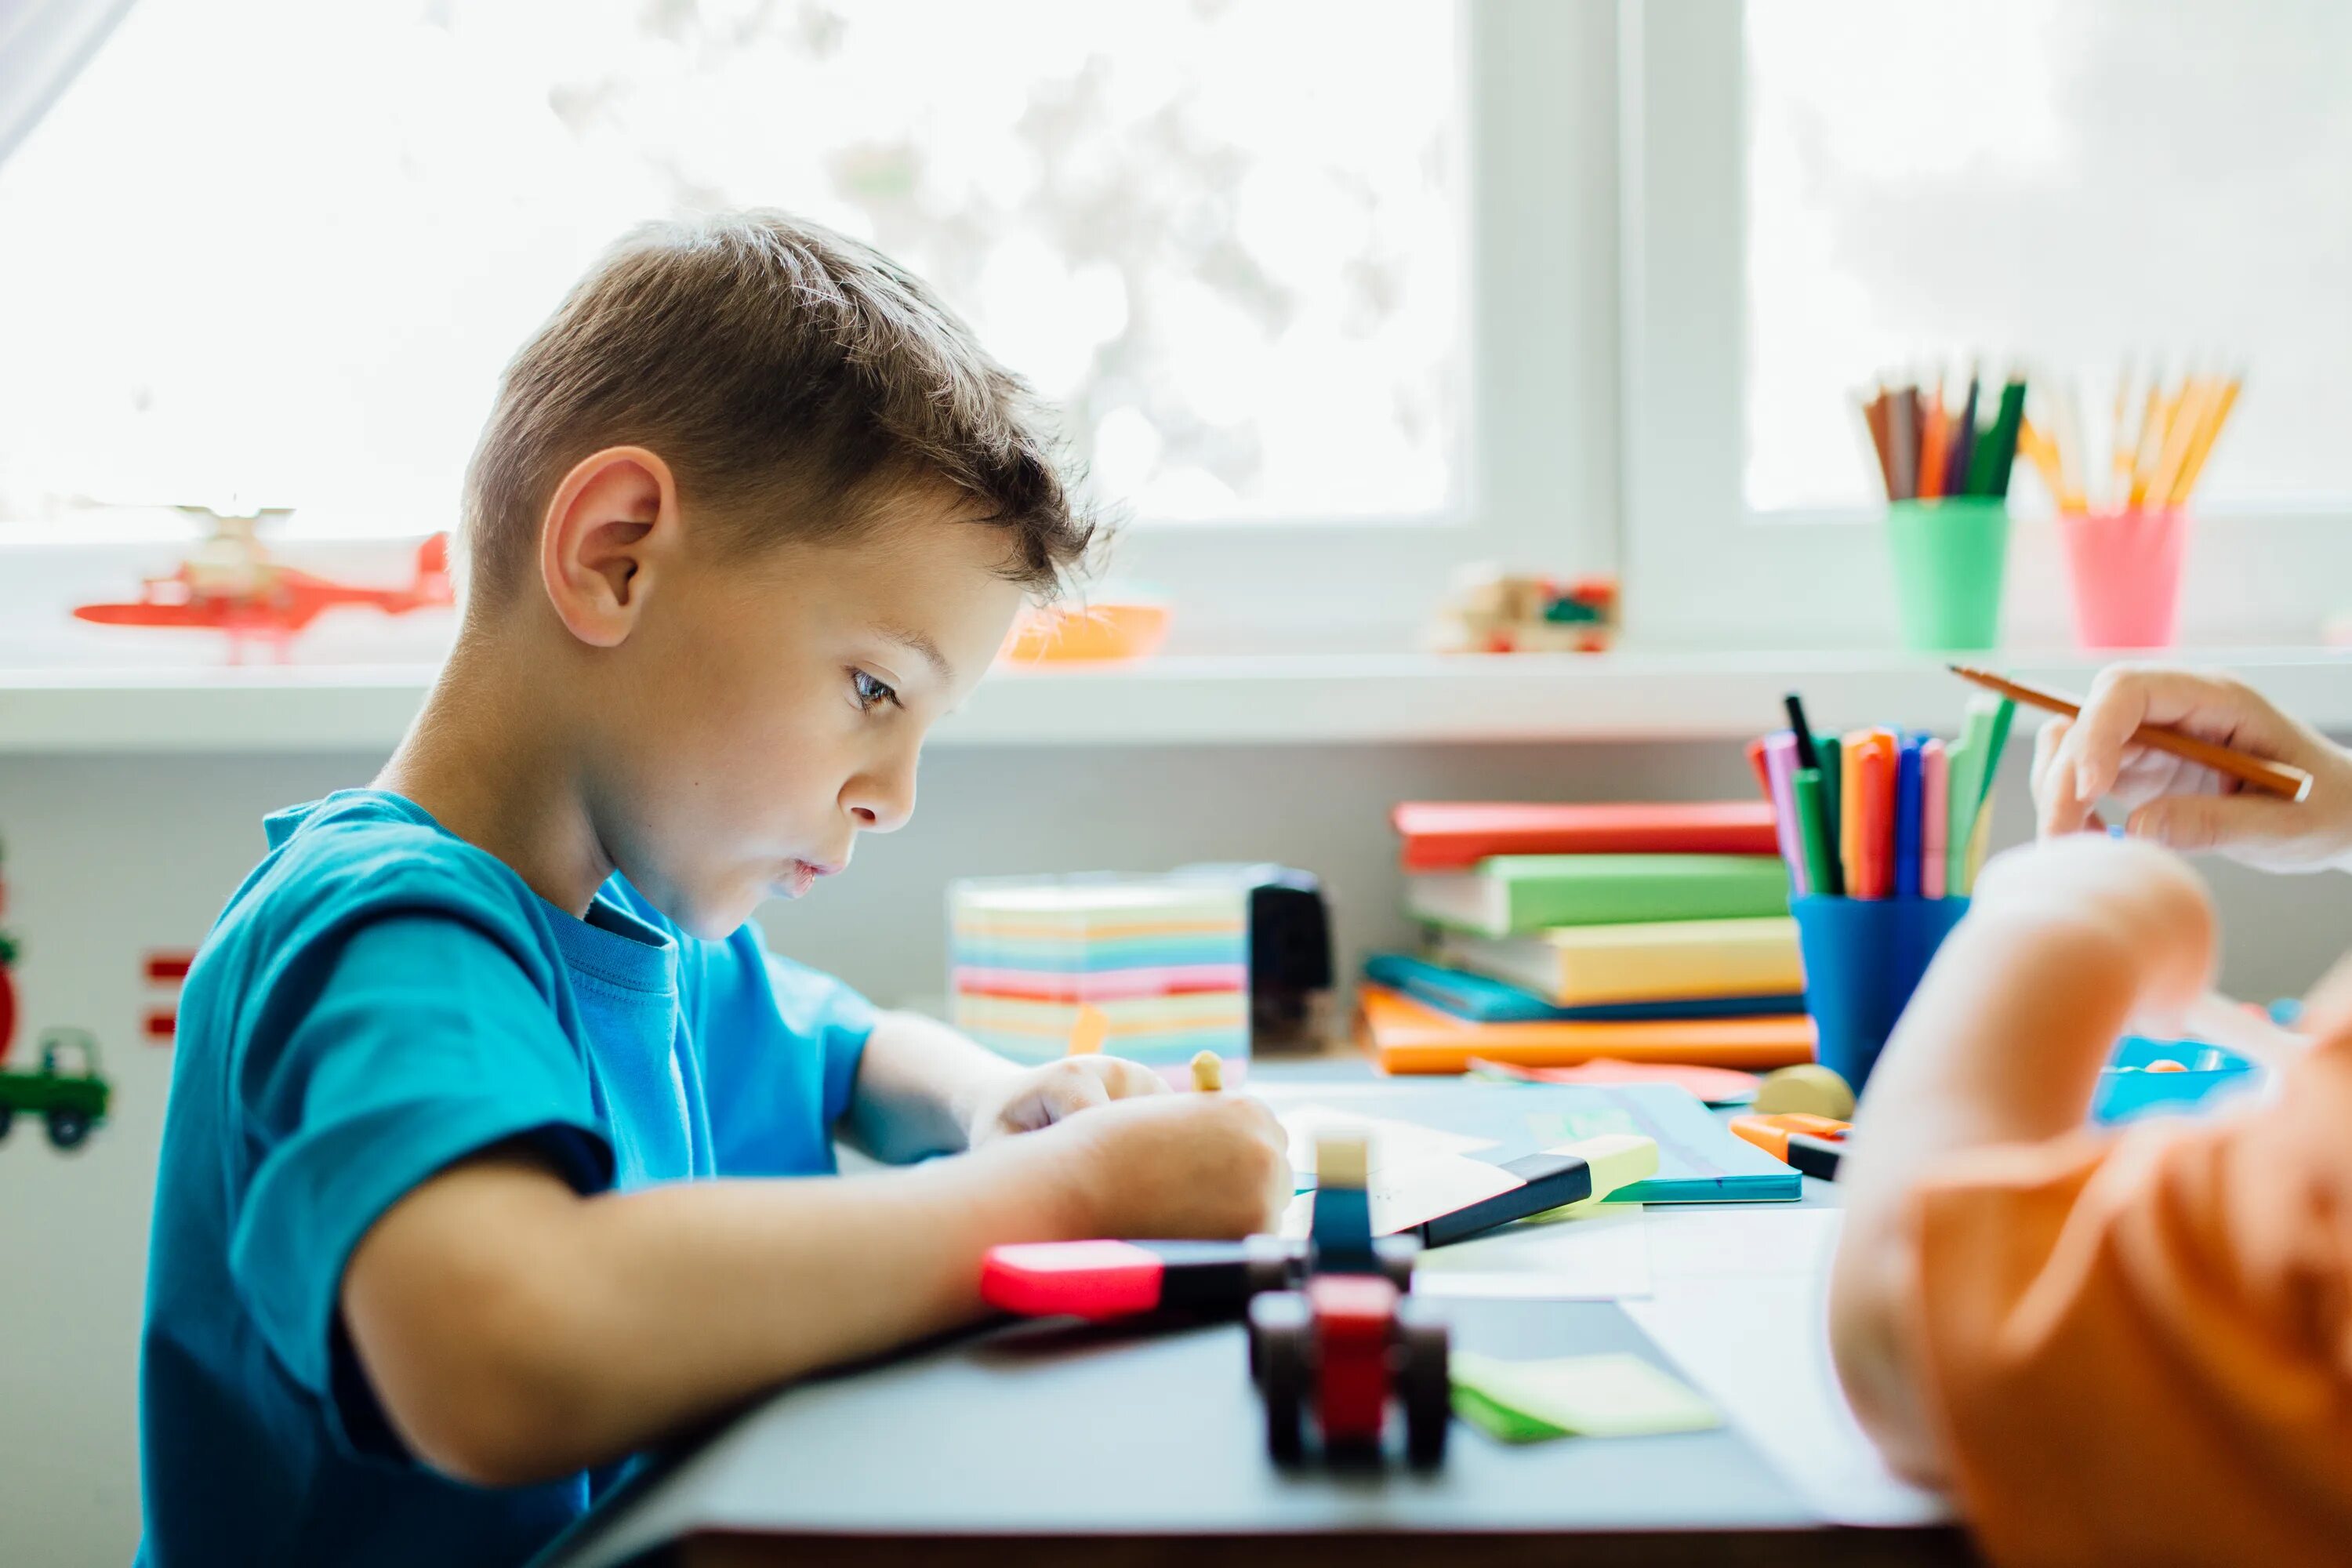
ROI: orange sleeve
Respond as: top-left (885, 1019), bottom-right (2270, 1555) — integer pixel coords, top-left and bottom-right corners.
top-left (1904, 1035), bottom-right (2352, 1568)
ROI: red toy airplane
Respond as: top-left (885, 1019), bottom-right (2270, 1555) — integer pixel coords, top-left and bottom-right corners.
top-left (74, 516), bottom-right (452, 660)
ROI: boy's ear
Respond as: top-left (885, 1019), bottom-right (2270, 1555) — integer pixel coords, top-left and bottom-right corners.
top-left (538, 446), bottom-right (681, 648)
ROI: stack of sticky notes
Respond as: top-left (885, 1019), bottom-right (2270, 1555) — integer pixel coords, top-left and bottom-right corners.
top-left (1362, 802), bottom-right (1814, 1074)
top-left (949, 875), bottom-right (1250, 1079)
top-left (1450, 1350), bottom-right (1722, 1443)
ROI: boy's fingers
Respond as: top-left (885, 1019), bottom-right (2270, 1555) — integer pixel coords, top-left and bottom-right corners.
top-left (2065, 666), bottom-right (2293, 805)
top-left (1102, 1058), bottom-right (1170, 1098)
top-left (2125, 792), bottom-right (2296, 858)
top-left (1030, 1064), bottom-right (1111, 1123)
top-left (2031, 717), bottom-right (2090, 837)
top-left (2063, 668), bottom-right (2172, 805)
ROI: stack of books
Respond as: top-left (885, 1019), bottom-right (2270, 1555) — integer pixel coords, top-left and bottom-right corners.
top-left (949, 875), bottom-right (1250, 1080)
top-left (1362, 802), bottom-right (1817, 1074)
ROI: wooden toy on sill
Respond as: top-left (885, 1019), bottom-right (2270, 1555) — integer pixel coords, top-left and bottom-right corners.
top-left (72, 506), bottom-right (454, 662)
top-left (1425, 564), bottom-right (1620, 654)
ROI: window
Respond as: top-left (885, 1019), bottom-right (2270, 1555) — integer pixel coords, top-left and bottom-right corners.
top-left (1622, 0), bottom-right (2352, 650)
top-left (1745, 0), bottom-right (2352, 517)
top-left (0, 0), bottom-right (1465, 541)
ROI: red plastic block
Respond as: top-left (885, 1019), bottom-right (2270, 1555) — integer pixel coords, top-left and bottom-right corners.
top-left (1310, 1274), bottom-right (1397, 1445)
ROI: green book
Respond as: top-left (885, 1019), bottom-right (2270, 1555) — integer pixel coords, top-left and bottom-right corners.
top-left (1404, 855), bottom-right (1791, 938)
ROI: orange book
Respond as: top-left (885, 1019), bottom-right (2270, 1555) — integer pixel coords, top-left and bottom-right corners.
top-left (1355, 984), bottom-right (1816, 1075)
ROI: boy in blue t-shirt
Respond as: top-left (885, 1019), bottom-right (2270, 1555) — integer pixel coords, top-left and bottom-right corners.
top-left (136, 211), bottom-right (1292, 1568)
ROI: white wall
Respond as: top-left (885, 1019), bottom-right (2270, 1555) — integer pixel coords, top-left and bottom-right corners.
top-left (5, 740), bottom-right (2350, 1566)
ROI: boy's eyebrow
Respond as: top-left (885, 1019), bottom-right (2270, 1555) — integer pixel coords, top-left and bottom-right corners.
top-left (877, 624), bottom-right (953, 685)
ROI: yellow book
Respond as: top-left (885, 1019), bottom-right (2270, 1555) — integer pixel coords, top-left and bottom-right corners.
top-left (1427, 916), bottom-right (1802, 1007)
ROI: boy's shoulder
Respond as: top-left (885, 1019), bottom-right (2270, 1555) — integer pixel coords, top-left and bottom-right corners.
top-left (211, 789), bottom-right (557, 975)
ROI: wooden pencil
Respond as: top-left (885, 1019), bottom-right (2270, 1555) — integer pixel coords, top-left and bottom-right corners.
top-left (1918, 383), bottom-right (1949, 500)
top-left (2146, 374), bottom-right (2213, 507)
top-left (2169, 372), bottom-right (2242, 506)
top-left (1861, 388), bottom-right (1896, 500)
top-left (2128, 372), bottom-right (2168, 506)
top-left (1947, 665), bottom-right (2313, 802)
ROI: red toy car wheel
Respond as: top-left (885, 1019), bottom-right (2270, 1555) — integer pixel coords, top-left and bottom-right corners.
top-left (1249, 1291), bottom-right (1312, 1463)
top-left (1396, 1298), bottom-right (1452, 1468)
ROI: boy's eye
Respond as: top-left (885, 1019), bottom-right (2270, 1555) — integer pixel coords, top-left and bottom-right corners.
top-left (851, 669), bottom-right (899, 712)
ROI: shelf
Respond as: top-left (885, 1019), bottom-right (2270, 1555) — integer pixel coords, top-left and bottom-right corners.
top-left (5, 649), bottom-right (2348, 753)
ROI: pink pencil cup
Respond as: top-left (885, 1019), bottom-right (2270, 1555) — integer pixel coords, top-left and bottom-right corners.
top-left (2057, 508), bottom-right (2188, 650)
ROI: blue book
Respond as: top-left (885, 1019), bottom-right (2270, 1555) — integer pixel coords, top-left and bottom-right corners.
top-left (1364, 953), bottom-right (1802, 1025)
top-left (1894, 735), bottom-right (1924, 898)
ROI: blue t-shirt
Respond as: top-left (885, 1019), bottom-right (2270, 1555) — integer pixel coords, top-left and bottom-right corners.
top-left (136, 790), bottom-right (876, 1567)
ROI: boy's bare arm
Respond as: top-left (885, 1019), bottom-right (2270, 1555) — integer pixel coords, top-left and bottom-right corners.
top-left (343, 1089), bottom-right (1288, 1488)
top-left (1828, 837), bottom-right (2215, 1482)
top-left (839, 1008), bottom-right (1170, 1164)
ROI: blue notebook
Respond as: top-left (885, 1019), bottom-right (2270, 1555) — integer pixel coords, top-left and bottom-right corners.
top-left (1266, 1079), bottom-right (1800, 1204)
top-left (1364, 953), bottom-right (1803, 1025)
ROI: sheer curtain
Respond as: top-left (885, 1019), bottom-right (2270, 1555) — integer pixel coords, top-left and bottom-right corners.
top-left (0, 0), bottom-right (135, 168)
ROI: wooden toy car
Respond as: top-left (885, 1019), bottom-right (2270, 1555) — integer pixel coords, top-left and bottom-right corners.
top-left (1246, 1136), bottom-right (1451, 1467)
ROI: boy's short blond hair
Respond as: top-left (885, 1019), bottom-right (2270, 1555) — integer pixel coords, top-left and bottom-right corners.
top-left (463, 210), bottom-right (1093, 601)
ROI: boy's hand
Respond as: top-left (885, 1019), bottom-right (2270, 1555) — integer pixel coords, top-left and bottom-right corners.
top-left (1966, 833), bottom-right (2217, 1036)
top-left (2031, 664), bottom-right (2352, 872)
top-left (966, 1055), bottom-right (1171, 1148)
top-left (1041, 1090), bottom-right (1293, 1240)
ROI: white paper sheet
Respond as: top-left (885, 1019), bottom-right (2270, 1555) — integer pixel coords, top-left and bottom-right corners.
top-left (1624, 1207), bottom-right (1951, 1528)
top-left (1277, 1104), bottom-right (1497, 1178)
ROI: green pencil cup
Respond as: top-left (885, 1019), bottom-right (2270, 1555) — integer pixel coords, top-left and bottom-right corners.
top-left (1886, 498), bottom-right (2009, 652)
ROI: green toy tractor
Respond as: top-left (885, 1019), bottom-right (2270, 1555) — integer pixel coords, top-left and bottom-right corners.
top-left (0, 1027), bottom-right (111, 1151)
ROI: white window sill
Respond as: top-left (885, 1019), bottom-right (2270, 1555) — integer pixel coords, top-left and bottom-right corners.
top-left (3, 648), bottom-right (2347, 753)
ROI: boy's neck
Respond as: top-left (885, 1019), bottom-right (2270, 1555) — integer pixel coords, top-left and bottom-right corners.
top-left (376, 627), bottom-right (615, 917)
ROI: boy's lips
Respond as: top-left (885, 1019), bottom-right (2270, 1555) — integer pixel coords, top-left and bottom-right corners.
top-left (780, 858), bottom-right (842, 897)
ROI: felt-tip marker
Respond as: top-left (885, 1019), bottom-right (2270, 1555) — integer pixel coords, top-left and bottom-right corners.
top-left (979, 1134), bottom-right (1659, 1320)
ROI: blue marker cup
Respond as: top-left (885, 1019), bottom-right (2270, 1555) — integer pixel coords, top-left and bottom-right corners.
top-left (1791, 895), bottom-right (1971, 1092)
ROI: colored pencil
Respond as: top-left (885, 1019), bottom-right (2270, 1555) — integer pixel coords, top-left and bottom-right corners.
top-left (1763, 731), bottom-right (1806, 897)
top-left (1888, 387), bottom-right (1920, 500)
top-left (1894, 735), bottom-right (1923, 898)
top-left (1840, 733), bottom-right (1864, 895)
top-left (1918, 382), bottom-right (1949, 501)
top-left (1947, 372), bottom-right (1980, 497)
top-left (1791, 769), bottom-right (1833, 898)
top-left (1921, 740), bottom-right (1948, 898)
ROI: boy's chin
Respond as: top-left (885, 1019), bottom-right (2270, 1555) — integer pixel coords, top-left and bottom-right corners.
top-left (641, 878), bottom-right (764, 943)
top-left (682, 885), bottom-right (771, 941)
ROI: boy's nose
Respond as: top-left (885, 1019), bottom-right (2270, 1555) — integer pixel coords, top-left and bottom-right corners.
top-left (844, 758), bottom-right (917, 834)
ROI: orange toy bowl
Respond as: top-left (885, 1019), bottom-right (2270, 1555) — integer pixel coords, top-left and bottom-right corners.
top-left (1000, 601), bottom-right (1171, 664)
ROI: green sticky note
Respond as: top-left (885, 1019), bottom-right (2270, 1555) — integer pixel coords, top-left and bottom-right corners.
top-left (1451, 1383), bottom-right (1570, 1444)
top-left (1450, 1351), bottom-right (1722, 1439)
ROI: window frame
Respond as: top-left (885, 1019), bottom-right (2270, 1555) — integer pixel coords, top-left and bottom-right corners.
top-left (3, 1), bottom-right (1632, 660)
top-left (1617, 0), bottom-right (2352, 653)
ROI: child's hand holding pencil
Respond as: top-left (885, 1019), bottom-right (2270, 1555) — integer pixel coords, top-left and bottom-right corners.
top-left (2027, 666), bottom-right (2352, 873)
